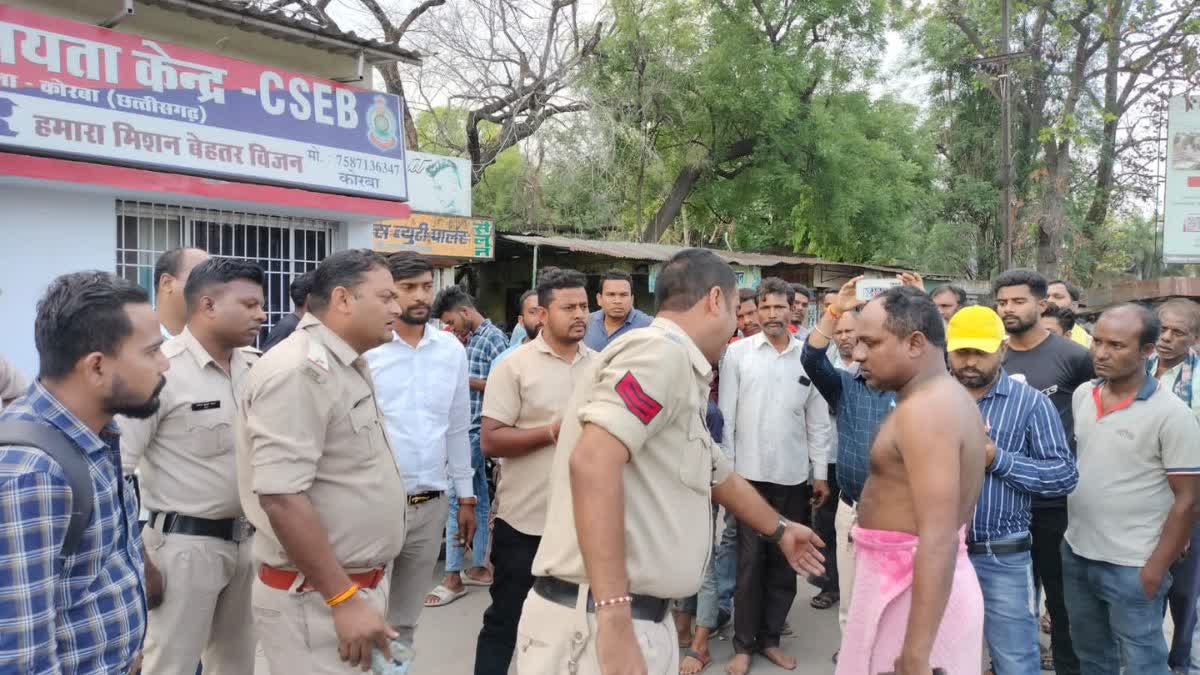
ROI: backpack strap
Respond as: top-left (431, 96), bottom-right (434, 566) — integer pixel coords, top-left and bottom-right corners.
top-left (0, 420), bottom-right (94, 559)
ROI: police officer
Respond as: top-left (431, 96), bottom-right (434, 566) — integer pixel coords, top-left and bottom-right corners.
top-left (236, 249), bottom-right (408, 673)
top-left (118, 258), bottom-right (266, 674)
top-left (519, 249), bottom-right (827, 675)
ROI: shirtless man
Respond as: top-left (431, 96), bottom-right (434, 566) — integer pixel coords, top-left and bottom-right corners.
top-left (835, 282), bottom-right (988, 675)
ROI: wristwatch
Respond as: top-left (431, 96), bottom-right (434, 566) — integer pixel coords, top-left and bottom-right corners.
top-left (760, 517), bottom-right (788, 544)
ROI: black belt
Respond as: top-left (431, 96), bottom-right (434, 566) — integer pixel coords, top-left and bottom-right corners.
top-left (533, 577), bottom-right (671, 623)
top-left (408, 491), bottom-right (443, 505)
top-left (148, 511), bottom-right (253, 543)
top-left (967, 534), bottom-right (1032, 556)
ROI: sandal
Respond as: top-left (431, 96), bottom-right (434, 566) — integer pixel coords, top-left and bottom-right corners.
top-left (679, 649), bottom-right (711, 675)
top-left (811, 590), bottom-right (839, 610)
top-left (423, 584), bottom-right (468, 608)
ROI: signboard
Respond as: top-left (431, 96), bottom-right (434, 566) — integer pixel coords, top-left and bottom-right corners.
top-left (407, 151), bottom-right (471, 216)
top-left (649, 263), bottom-right (760, 291)
top-left (0, 5), bottom-right (407, 201)
top-left (1165, 96), bottom-right (1200, 263)
top-left (372, 213), bottom-right (494, 259)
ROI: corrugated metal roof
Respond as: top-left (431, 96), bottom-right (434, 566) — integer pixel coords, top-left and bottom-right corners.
top-left (500, 234), bottom-right (933, 276)
top-left (139, 0), bottom-right (422, 65)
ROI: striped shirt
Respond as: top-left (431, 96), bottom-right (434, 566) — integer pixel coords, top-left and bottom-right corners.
top-left (971, 370), bottom-right (1078, 543)
top-left (800, 340), bottom-right (895, 503)
top-left (0, 381), bottom-right (146, 674)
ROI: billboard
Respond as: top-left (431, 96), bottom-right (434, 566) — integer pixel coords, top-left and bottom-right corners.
top-left (407, 151), bottom-right (471, 216)
top-left (1165, 96), bottom-right (1200, 263)
top-left (372, 213), bottom-right (494, 260)
top-left (0, 5), bottom-right (407, 201)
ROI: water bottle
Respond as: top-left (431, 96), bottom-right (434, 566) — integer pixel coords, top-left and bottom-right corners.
top-left (370, 638), bottom-right (415, 675)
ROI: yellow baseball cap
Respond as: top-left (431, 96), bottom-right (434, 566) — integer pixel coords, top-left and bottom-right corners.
top-left (946, 305), bottom-right (1006, 353)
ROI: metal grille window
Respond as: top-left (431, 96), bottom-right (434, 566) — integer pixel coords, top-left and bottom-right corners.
top-left (115, 200), bottom-right (339, 345)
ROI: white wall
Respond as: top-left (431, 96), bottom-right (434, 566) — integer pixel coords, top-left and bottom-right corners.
top-left (0, 185), bottom-right (116, 379)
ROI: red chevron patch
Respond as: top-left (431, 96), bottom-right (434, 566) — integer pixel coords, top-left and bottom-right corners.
top-left (615, 371), bottom-right (662, 425)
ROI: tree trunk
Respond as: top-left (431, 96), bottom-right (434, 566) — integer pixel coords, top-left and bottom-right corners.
top-left (379, 63), bottom-right (419, 152)
top-left (641, 138), bottom-right (756, 242)
top-left (1037, 144), bottom-right (1071, 277)
top-left (1082, 1), bottom-right (1121, 261)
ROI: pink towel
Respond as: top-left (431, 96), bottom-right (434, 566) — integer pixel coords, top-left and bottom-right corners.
top-left (835, 525), bottom-right (983, 675)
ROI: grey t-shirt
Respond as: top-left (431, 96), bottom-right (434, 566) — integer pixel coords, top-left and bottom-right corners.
top-left (1003, 332), bottom-right (1094, 509)
top-left (1066, 379), bottom-right (1200, 566)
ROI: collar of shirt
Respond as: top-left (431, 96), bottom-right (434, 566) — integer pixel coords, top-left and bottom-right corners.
top-left (21, 380), bottom-right (115, 458)
top-left (160, 323), bottom-right (174, 340)
top-left (298, 312), bottom-right (360, 367)
top-left (652, 316), bottom-right (712, 379)
top-left (471, 318), bottom-right (498, 340)
top-left (751, 330), bottom-right (801, 357)
top-left (1092, 373), bottom-right (1159, 403)
top-left (530, 332), bottom-right (591, 364)
top-left (590, 309), bottom-right (641, 333)
top-left (977, 368), bottom-right (1016, 402)
top-left (385, 323), bottom-right (445, 351)
top-left (173, 327), bottom-right (256, 374)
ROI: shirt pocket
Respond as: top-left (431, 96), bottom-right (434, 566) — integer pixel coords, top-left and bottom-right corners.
top-left (680, 413), bottom-right (714, 494)
top-left (187, 408), bottom-right (232, 458)
top-left (348, 395), bottom-right (381, 454)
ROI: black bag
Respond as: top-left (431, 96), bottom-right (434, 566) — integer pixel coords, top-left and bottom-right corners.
top-left (0, 420), bottom-right (94, 559)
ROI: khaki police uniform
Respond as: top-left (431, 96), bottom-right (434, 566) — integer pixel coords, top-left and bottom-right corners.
top-left (117, 328), bottom-right (259, 675)
top-left (518, 318), bottom-right (734, 675)
top-left (0, 354), bottom-right (28, 406)
top-left (236, 313), bottom-right (408, 674)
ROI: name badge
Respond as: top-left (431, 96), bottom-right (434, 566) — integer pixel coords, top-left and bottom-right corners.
top-left (191, 401), bottom-right (221, 411)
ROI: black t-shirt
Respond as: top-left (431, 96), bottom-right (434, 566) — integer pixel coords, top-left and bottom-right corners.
top-left (1003, 332), bottom-right (1094, 509)
top-left (262, 312), bottom-right (300, 352)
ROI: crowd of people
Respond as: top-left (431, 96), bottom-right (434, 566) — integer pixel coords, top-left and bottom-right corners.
top-left (0, 245), bottom-right (1198, 675)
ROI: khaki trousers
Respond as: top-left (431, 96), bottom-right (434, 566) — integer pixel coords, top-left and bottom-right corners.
top-left (386, 494), bottom-right (450, 643)
top-left (515, 587), bottom-right (678, 675)
top-left (252, 568), bottom-right (391, 674)
top-left (835, 499), bottom-right (858, 634)
top-left (140, 527), bottom-right (256, 675)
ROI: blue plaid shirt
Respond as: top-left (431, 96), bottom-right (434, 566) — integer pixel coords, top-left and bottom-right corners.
top-left (800, 341), bottom-right (895, 503)
top-left (0, 381), bottom-right (145, 674)
top-left (467, 319), bottom-right (509, 430)
top-left (971, 371), bottom-right (1078, 543)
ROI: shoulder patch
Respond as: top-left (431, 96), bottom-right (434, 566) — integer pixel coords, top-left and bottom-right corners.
top-left (616, 371), bottom-right (663, 425)
top-left (306, 341), bottom-right (330, 373)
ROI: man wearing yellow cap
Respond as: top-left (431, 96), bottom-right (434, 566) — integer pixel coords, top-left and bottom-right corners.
top-left (946, 306), bottom-right (1079, 675)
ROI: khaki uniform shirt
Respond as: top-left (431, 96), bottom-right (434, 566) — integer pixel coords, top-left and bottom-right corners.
top-left (0, 355), bottom-right (28, 406)
top-left (236, 314), bottom-right (408, 570)
top-left (531, 318), bottom-right (734, 599)
top-left (482, 334), bottom-right (593, 536)
top-left (119, 328), bottom-right (258, 519)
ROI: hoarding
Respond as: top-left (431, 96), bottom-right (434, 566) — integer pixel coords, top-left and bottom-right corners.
top-left (372, 213), bottom-right (494, 259)
top-left (1165, 96), bottom-right (1200, 263)
top-left (407, 151), bottom-right (470, 216)
top-left (0, 5), bottom-right (407, 200)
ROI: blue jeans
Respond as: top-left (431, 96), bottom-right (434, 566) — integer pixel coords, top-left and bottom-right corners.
top-left (1167, 523), bottom-right (1200, 671)
top-left (446, 430), bottom-right (490, 572)
top-left (1061, 541), bottom-right (1172, 675)
top-left (968, 537), bottom-right (1040, 675)
top-left (695, 508), bottom-right (737, 629)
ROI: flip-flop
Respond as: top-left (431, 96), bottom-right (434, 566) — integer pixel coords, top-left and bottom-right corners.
top-left (423, 584), bottom-right (468, 607)
top-left (810, 590), bottom-right (839, 610)
top-left (679, 649), bottom-right (711, 675)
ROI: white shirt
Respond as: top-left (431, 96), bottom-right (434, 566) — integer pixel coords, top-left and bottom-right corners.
top-left (365, 325), bottom-right (473, 496)
top-left (719, 331), bottom-right (833, 485)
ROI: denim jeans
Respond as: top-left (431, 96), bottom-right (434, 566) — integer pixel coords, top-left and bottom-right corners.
top-left (446, 429), bottom-right (491, 572)
top-left (1061, 541), bottom-right (1172, 675)
top-left (968, 537), bottom-right (1040, 675)
top-left (691, 507), bottom-right (737, 629)
top-left (1167, 523), bottom-right (1200, 671)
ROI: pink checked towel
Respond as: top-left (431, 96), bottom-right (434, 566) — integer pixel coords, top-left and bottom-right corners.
top-left (835, 525), bottom-right (983, 675)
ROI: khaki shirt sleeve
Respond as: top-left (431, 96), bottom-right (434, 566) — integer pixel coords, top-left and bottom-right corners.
top-left (116, 409), bottom-right (161, 477)
top-left (711, 441), bottom-right (734, 485)
top-left (246, 365), bottom-right (331, 495)
top-left (481, 356), bottom-right (521, 426)
top-left (578, 338), bottom-right (687, 456)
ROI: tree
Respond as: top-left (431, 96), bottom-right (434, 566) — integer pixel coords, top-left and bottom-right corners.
top-left (260, 0), bottom-right (605, 185)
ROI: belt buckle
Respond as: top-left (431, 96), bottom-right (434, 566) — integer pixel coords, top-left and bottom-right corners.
top-left (232, 516), bottom-right (254, 543)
